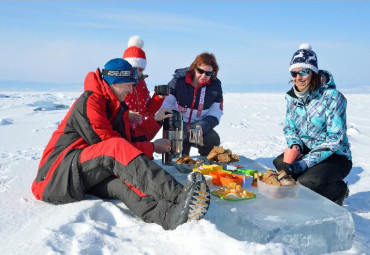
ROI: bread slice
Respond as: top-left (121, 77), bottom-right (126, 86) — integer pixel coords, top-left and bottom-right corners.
top-left (216, 153), bottom-right (231, 163)
top-left (230, 154), bottom-right (240, 162)
top-left (206, 146), bottom-right (224, 160)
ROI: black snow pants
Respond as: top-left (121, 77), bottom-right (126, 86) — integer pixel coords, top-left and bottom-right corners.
top-left (182, 122), bottom-right (220, 156)
top-left (79, 138), bottom-right (183, 227)
top-left (273, 151), bottom-right (352, 202)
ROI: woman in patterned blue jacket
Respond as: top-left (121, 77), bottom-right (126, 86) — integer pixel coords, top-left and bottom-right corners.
top-left (273, 43), bottom-right (352, 206)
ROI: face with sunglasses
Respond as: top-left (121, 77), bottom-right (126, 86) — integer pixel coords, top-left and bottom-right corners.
top-left (194, 64), bottom-right (214, 87)
top-left (290, 68), bottom-right (312, 92)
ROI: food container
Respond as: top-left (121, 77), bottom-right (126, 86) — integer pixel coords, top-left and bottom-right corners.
top-left (193, 164), bottom-right (222, 175)
top-left (209, 170), bottom-right (224, 186)
top-left (220, 174), bottom-right (243, 187)
top-left (208, 160), bottom-right (230, 170)
top-left (242, 175), bottom-right (253, 189)
top-left (236, 169), bottom-right (257, 177)
top-left (257, 179), bottom-right (299, 199)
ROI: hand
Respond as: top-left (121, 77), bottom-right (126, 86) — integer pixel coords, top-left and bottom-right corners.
top-left (153, 138), bottom-right (171, 154)
top-left (285, 159), bottom-right (308, 175)
top-left (157, 95), bottom-right (168, 98)
top-left (292, 144), bottom-right (303, 159)
top-left (129, 111), bottom-right (142, 123)
top-left (154, 108), bottom-right (173, 122)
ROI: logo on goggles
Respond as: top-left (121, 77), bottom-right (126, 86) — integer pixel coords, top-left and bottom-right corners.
top-left (102, 68), bottom-right (139, 83)
top-left (106, 70), bottom-right (132, 77)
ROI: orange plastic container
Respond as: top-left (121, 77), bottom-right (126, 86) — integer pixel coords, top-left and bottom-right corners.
top-left (209, 170), bottom-right (227, 186)
top-left (220, 174), bottom-right (243, 187)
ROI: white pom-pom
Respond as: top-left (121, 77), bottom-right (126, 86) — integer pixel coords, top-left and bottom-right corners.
top-left (299, 43), bottom-right (312, 50)
top-left (128, 35), bottom-right (144, 48)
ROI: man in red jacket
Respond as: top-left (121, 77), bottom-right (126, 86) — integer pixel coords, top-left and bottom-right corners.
top-left (31, 58), bottom-right (210, 230)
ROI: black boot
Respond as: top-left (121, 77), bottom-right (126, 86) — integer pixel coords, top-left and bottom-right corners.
top-left (334, 182), bottom-right (349, 206)
top-left (164, 178), bottom-right (210, 230)
top-left (175, 171), bottom-right (206, 204)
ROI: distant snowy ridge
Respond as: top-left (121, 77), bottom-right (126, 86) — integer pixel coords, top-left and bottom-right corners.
top-left (341, 85), bottom-right (370, 94)
top-left (1, 80), bottom-right (369, 93)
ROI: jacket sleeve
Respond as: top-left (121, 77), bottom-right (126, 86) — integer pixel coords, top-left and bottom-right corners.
top-left (71, 92), bottom-right (121, 145)
top-left (197, 84), bottom-right (223, 133)
top-left (147, 93), bottom-right (165, 116)
top-left (197, 113), bottom-right (220, 134)
top-left (130, 116), bottom-right (162, 159)
top-left (160, 94), bottom-right (177, 110)
top-left (283, 95), bottom-right (304, 150)
top-left (301, 91), bottom-right (348, 168)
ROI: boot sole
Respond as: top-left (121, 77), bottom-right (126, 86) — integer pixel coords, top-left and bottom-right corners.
top-left (187, 181), bottom-right (210, 222)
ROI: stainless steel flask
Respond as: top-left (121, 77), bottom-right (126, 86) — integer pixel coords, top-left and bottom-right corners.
top-left (162, 110), bottom-right (183, 165)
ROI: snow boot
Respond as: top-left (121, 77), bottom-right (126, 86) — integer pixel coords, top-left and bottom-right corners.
top-left (334, 182), bottom-right (349, 206)
top-left (175, 171), bottom-right (206, 204)
top-left (164, 180), bottom-right (210, 230)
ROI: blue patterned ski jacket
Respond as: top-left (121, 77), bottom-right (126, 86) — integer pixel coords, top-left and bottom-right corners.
top-left (284, 70), bottom-right (352, 168)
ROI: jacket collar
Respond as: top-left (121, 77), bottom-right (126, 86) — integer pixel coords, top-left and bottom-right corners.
top-left (83, 68), bottom-right (121, 104)
top-left (185, 72), bottom-right (211, 89)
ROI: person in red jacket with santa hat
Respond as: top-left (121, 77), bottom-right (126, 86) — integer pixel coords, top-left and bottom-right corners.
top-left (123, 35), bottom-right (165, 128)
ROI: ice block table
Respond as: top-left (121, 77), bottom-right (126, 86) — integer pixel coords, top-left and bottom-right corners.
top-left (155, 156), bottom-right (354, 255)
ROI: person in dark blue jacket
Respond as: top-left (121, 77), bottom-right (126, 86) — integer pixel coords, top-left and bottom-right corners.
top-left (273, 43), bottom-right (352, 206)
top-left (161, 52), bottom-right (223, 156)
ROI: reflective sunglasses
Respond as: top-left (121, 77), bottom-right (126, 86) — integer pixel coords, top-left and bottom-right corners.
top-left (196, 67), bottom-right (214, 77)
top-left (290, 68), bottom-right (311, 78)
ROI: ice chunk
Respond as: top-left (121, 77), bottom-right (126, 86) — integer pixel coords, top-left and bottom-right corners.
top-left (156, 156), bottom-right (354, 255)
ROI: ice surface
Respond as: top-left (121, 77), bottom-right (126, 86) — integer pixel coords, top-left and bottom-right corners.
top-left (156, 156), bottom-right (355, 255)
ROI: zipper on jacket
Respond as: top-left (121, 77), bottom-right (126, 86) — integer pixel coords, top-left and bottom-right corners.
top-left (134, 87), bottom-right (140, 113)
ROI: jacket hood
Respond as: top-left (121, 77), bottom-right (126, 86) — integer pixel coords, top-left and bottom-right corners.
top-left (318, 70), bottom-right (336, 89)
top-left (173, 67), bottom-right (188, 79)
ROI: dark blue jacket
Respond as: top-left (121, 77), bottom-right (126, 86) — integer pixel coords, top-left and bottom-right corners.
top-left (161, 68), bottom-right (223, 133)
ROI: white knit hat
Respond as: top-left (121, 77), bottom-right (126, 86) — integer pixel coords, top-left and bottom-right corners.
top-left (289, 43), bottom-right (318, 74)
top-left (123, 35), bottom-right (147, 70)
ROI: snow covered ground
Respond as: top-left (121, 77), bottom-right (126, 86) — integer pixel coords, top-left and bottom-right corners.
top-left (0, 91), bottom-right (369, 255)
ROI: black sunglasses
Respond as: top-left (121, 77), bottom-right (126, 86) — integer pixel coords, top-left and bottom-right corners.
top-left (290, 68), bottom-right (311, 78)
top-left (196, 67), bottom-right (214, 77)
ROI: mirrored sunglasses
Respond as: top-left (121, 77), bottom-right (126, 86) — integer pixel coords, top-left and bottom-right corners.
top-left (196, 67), bottom-right (214, 77)
top-left (290, 68), bottom-right (311, 78)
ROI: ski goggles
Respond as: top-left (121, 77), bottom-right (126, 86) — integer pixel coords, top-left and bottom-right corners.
top-left (290, 68), bottom-right (311, 78)
top-left (102, 68), bottom-right (140, 84)
top-left (196, 67), bottom-right (214, 77)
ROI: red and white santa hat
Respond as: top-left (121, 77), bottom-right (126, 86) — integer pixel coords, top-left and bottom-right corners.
top-left (123, 35), bottom-right (147, 70)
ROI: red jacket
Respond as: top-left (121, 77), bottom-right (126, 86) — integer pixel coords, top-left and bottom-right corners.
top-left (32, 69), bottom-right (161, 202)
top-left (124, 78), bottom-right (164, 128)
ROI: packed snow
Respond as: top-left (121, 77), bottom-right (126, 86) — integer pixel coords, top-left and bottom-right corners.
top-left (0, 91), bottom-right (369, 255)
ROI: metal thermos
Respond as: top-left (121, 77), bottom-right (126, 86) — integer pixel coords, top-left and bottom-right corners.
top-left (162, 110), bottom-right (183, 165)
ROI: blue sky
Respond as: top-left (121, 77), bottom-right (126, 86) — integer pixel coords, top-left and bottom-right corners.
top-left (1, 1), bottom-right (369, 92)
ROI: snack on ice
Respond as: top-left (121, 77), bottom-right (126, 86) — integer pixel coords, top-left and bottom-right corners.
top-left (206, 146), bottom-right (240, 163)
top-left (217, 153), bottom-right (231, 163)
top-left (175, 156), bottom-right (201, 165)
top-left (207, 146), bottom-right (225, 161)
top-left (231, 154), bottom-right (240, 162)
top-left (260, 169), bottom-right (298, 186)
top-left (213, 182), bottom-right (255, 200)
